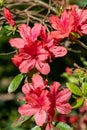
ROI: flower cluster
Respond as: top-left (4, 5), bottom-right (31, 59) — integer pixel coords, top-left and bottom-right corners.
top-left (18, 74), bottom-right (71, 128)
top-left (9, 23), bottom-right (67, 75)
top-left (49, 5), bottom-right (87, 39)
top-left (3, 3), bottom-right (87, 130)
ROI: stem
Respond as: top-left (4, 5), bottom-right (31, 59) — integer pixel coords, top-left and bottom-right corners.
top-left (74, 38), bottom-right (87, 49)
top-left (0, 50), bottom-right (17, 56)
top-left (70, 36), bottom-right (87, 49)
top-left (33, 0), bottom-right (57, 14)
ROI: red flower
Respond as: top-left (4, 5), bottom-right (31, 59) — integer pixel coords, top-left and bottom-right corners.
top-left (70, 5), bottom-right (87, 35)
top-left (40, 26), bottom-right (67, 62)
top-left (65, 67), bottom-right (72, 75)
top-left (18, 90), bottom-right (50, 126)
top-left (49, 10), bottom-right (74, 39)
top-left (18, 74), bottom-right (50, 126)
top-left (9, 24), bottom-right (50, 75)
top-left (48, 82), bottom-right (71, 121)
top-left (4, 7), bottom-right (16, 27)
top-left (18, 74), bottom-right (72, 126)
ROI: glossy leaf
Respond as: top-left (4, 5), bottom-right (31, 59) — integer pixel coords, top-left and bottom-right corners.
top-left (72, 98), bottom-right (84, 109)
top-left (82, 82), bottom-right (87, 96)
top-left (8, 73), bottom-right (24, 93)
top-left (66, 83), bottom-right (82, 96)
top-left (56, 122), bottom-right (73, 130)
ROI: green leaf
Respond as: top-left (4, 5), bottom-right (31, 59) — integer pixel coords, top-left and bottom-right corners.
top-left (82, 82), bottom-right (87, 96)
top-left (66, 83), bottom-right (82, 96)
top-left (12, 116), bottom-right (30, 127)
top-left (4, 25), bottom-right (11, 30)
top-left (8, 73), bottom-right (24, 93)
top-left (72, 98), bottom-right (84, 109)
top-left (31, 126), bottom-right (41, 130)
top-left (68, 77), bottom-right (79, 84)
top-left (56, 122), bottom-right (73, 130)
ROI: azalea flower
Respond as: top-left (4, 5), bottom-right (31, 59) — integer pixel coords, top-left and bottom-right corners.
top-left (40, 26), bottom-right (67, 62)
top-left (70, 5), bottom-right (87, 35)
top-left (48, 81), bottom-right (71, 122)
top-left (4, 7), bottom-right (16, 27)
top-left (18, 74), bottom-right (50, 126)
top-left (49, 10), bottom-right (74, 39)
top-left (9, 24), bottom-right (50, 75)
top-left (18, 74), bottom-right (71, 127)
top-left (18, 90), bottom-right (50, 126)
top-left (9, 23), bottom-right (67, 75)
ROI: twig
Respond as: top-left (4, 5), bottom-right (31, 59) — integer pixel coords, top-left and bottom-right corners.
top-left (33, 0), bottom-right (57, 14)
top-left (0, 50), bottom-right (17, 56)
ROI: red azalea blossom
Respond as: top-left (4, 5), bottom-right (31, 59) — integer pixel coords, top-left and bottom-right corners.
top-left (4, 7), bottom-right (16, 27)
top-left (40, 25), bottom-right (67, 62)
top-left (9, 23), bottom-right (67, 75)
top-left (18, 74), bottom-right (50, 126)
top-left (18, 74), bottom-right (72, 126)
top-left (48, 81), bottom-right (71, 122)
top-left (70, 5), bottom-right (87, 35)
top-left (9, 23), bottom-right (50, 75)
top-left (49, 10), bottom-right (74, 39)
top-left (18, 90), bottom-right (50, 126)
top-left (50, 5), bottom-right (87, 39)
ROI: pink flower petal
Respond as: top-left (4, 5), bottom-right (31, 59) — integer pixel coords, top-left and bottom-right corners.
top-left (46, 123), bottom-right (55, 130)
top-left (11, 54), bottom-right (22, 67)
top-left (31, 23), bottom-right (42, 41)
top-left (56, 89), bottom-right (71, 102)
top-left (50, 81), bottom-right (61, 94)
top-left (56, 103), bottom-right (72, 114)
top-left (9, 38), bottom-right (27, 48)
top-left (36, 61), bottom-right (50, 75)
top-left (38, 48), bottom-right (49, 61)
top-left (34, 110), bottom-right (47, 126)
top-left (50, 31), bottom-right (70, 39)
top-left (32, 74), bottom-right (44, 89)
top-left (49, 46), bottom-right (67, 57)
top-left (81, 24), bottom-right (87, 34)
top-left (22, 83), bottom-right (33, 94)
top-left (18, 24), bottom-right (31, 42)
top-left (49, 15), bottom-right (60, 30)
top-left (19, 59), bottom-right (35, 73)
top-left (78, 10), bottom-right (87, 24)
top-left (40, 26), bottom-right (47, 41)
top-left (18, 104), bottom-right (38, 116)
